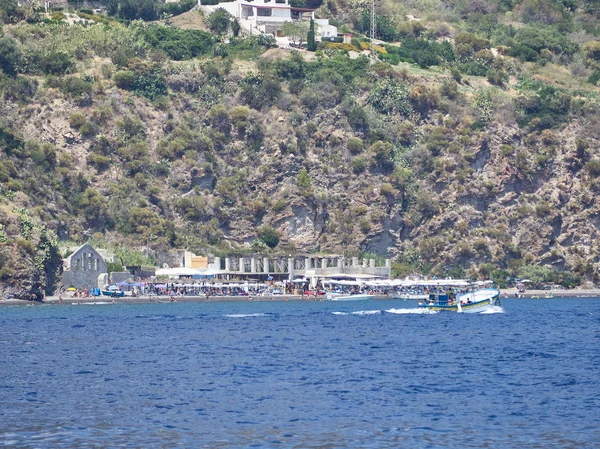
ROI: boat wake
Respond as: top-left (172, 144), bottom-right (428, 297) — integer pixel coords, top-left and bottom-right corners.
top-left (386, 308), bottom-right (437, 314)
top-left (332, 310), bottom-right (381, 316)
top-left (479, 306), bottom-right (504, 314)
top-left (352, 310), bottom-right (381, 315)
top-left (224, 313), bottom-right (267, 318)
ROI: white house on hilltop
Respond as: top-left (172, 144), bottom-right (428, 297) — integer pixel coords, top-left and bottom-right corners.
top-left (199, 0), bottom-right (337, 39)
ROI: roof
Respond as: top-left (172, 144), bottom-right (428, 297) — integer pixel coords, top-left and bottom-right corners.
top-left (155, 267), bottom-right (225, 278)
top-left (64, 243), bottom-right (104, 262)
top-left (240, 2), bottom-right (316, 10)
top-left (320, 273), bottom-right (383, 279)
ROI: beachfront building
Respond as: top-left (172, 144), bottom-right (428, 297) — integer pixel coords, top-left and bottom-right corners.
top-left (199, 0), bottom-right (337, 39)
top-left (156, 253), bottom-right (391, 285)
top-left (62, 243), bottom-right (108, 290)
top-left (155, 250), bottom-right (224, 279)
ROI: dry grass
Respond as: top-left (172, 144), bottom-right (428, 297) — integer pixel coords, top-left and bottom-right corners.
top-left (169, 10), bottom-right (209, 31)
top-left (260, 48), bottom-right (318, 62)
top-left (527, 62), bottom-right (599, 92)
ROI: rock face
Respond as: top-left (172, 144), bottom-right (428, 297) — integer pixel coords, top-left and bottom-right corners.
top-left (1, 28), bottom-right (599, 286)
top-left (0, 211), bottom-right (62, 301)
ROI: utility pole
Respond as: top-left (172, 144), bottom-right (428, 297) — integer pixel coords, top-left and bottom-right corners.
top-left (371, 0), bottom-right (376, 41)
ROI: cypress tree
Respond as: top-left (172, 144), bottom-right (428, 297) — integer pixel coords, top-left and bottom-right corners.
top-left (307, 18), bottom-right (316, 51)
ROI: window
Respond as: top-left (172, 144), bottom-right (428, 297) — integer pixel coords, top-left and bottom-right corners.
top-left (257, 8), bottom-right (272, 16)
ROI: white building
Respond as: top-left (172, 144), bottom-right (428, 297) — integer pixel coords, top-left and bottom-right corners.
top-left (199, 0), bottom-right (337, 39)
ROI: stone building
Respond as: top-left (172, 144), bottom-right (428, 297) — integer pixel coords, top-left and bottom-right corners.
top-left (62, 243), bottom-right (107, 290)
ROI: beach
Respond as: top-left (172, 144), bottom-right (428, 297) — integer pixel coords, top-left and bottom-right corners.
top-left (1, 288), bottom-right (599, 306)
top-left (498, 288), bottom-right (600, 298)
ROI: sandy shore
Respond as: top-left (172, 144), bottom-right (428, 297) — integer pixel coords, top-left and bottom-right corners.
top-left (1, 289), bottom-right (599, 306)
top-left (0, 294), bottom-right (309, 306)
top-left (499, 289), bottom-right (600, 298)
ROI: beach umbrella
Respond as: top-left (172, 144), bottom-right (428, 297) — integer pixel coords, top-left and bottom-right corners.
top-left (66, 287), bottom-right (76, 291)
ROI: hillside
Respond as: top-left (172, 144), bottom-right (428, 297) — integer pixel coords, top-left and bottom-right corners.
top-left (1, 0), bottom-right (600, 298)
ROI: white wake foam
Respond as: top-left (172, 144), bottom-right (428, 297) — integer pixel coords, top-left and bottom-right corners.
top-left (225, 313), bottom-right (267, 318)
top-left (386, 308), bottom-right (437, 314)
top-left (352, 310), bottom-right (381, 315)
top-left (479, 306), bottom-right (504, 314)
top-left (332, 311), bottom-right (348, 315)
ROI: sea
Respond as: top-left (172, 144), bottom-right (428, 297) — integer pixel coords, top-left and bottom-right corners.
top-left (0, 297), bottom-right (598, 448)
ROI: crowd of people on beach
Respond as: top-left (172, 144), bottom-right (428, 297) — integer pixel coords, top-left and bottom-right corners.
top-left (57, 279), bottom-right (481, 303)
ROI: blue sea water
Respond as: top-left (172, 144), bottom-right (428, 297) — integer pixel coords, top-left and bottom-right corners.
top-left (0, 298), bottom-right (599, 448)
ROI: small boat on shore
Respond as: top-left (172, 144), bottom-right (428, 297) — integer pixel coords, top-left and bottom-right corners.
top-left (101, 290), bottom-right (124, 298)
top-left (418, 288), bottom-right (501, 313)
top-left (327, 293), bottom-right (377, 301)
top-left (391, 292), bottom-right (429, 301)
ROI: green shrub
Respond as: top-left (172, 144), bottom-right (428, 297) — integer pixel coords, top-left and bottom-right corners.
top-left (69, 112), bottom-right (86, 128)
top-left (113, 70), bottom-right (135, 89)
top-left (2, 76), bottom-right (37, 103)
top-left (347, 136), bottom-right (364, 154)
top-left (0, 159), bottom-right (17, 182)
top-left (586, 159), bottom-right (600, 177)
top-left (440, 80), bottom-right (458, 99)
top-left (132, 68), bottom-right (167, 100)
top-left (588, 70), bottom-right (600, 86)
top-left (61, 76), bottom-right (93, 98)
top-left (162, 0), bottom-right (196, 15)
top-left (0, 127), bottom-right (25, 157)
top-left (351, 157), bottom-right (367, 174)
top-left (296, 167), bottom-right (312, 189)
top-left (240, 73), bottom-right (281, 110)
top-left (139, 25), bottom-right (215, 60)
top-left (383, 39), bottom-right (455, 68)
top-left (79, 121), bottom-right (98, 137)
top-left (87, 153), bottom-right (111, 171)
top-left (486, 69), bottom-right (508, 87)
top-left (367, 78), bottom-right (412, 117)
top-left (41, 51), bottom-right (75, 75)
top-left (454, 32), bottom-right (490, 57)
top-left (516, 83), bottom-right (572, 129)
top-left (0, 37), bottom-right (21, 76)
top-left (257, 225), bottom-right (280, 248)
top-left (229, 105), bottom-right (249, 128)
top-left (369, 141), bottom-right (394, 172)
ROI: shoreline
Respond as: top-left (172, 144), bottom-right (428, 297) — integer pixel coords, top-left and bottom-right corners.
top-left (0, 294), bottom-right (309, 306)
top-left (1, 288), bottom-right (600, 306)
top-left (498, 289), bottom-right (600, 298)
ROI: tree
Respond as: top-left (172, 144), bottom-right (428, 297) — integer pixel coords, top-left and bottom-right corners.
top-left (0, 37), bottom-right (20, 76)
top-left (205, 8), bottom-right (233, 36)
top-left (296, 167), bottom-right (312, 189)
top-left (282, 21), bottom-right (308, 45)
top-left (0, 0), bottom-right (23, 23)
top-left (231, 18), bottom-right (241, 37)
top-left (307, 18), bottom-right (316, 51)
top-left (518, 265), bottom-right (556, 288)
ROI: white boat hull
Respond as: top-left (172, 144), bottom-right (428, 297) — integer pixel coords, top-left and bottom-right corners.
top-left (328, 294), bottom-right (377, 301)
top-left (391, 293), bottom-right (429, 300)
